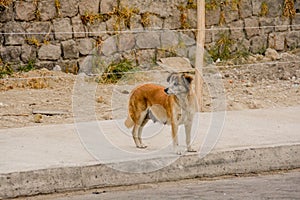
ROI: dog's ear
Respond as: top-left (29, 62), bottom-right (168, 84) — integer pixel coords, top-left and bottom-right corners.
top-left (183, 74), bottom-right (193, 84)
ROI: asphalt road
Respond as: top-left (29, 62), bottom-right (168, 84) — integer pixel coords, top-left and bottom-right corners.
top-left (20, 169), bottom-right (300, 200)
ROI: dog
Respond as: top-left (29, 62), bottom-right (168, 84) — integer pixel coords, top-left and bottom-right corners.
top-left (124, 73), bottom-right (197, 154)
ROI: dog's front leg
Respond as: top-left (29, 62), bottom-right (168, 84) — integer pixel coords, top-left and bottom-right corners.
top-left (171, 122), bottom-right (181, 154)
top-left (185, 123), bottom-right (197, 152)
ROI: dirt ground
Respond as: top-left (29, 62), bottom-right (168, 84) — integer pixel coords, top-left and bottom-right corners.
top-left (0, 50), bottom-right (299, 129)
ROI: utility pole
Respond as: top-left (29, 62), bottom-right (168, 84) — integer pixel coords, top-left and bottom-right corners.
top-left (195, 0), bottom-right (205, 112)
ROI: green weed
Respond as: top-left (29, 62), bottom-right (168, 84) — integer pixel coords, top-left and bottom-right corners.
top-left (17, 59), bottom-right (35, 72)
top-left (98, 59), bottom-right (137, 84)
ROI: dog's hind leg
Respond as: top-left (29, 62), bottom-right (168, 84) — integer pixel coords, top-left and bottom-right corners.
top-left (132, 125), bottom-right (145, 148)
top-left (137, 118), bottom-right (148, 148)
top-left (132, 112), bottom-right (148, 149)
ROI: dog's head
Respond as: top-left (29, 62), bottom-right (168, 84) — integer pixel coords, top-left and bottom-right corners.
top-left (164, 73), bottom-right (193, 95)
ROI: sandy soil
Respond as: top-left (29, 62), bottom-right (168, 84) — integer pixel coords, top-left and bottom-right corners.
top-left (0, 51), bottom-right (299, 129)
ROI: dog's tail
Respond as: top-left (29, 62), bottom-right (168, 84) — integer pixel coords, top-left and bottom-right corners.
top-left (124, 115), bottom-right (134, 128)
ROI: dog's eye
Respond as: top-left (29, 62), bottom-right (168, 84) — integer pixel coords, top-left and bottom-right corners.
top-left (174, 82), bottom-right (178, 86)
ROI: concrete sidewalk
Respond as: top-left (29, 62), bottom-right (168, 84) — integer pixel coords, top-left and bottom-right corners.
top-left (1, 106), bottom-right (300, 199)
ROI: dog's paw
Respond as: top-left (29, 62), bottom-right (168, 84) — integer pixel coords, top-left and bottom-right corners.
top-left (174, 146), bottom-right (184, 155)
top-left (187, 147), bottom-right (197, 152)
top-left (137, 144), bottom-right (147, 149)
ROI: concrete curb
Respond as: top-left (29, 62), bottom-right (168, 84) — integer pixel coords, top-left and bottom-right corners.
top-left (1, 144), bottom-right (299, 199)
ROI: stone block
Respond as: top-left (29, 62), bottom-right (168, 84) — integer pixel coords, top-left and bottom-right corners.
top-left (37, 61), bottom-right (56, 70)
top-left (21, 44), bottom-right (37, 63)
top-left (187, 9), bottom-right (197, 28)
top-left (224, 6), bottom-right (239, 23)
top-left (136, 49), bottom-right (156, 69)
top-left (265, 48), bottom-right (280, 60)
top-left (25, 22), bottom-right (53, 41)
top-left (275, 17), bottom-right (290, 32)
top-left (121, 0), bottom-right (185, 18)
top-left (250, 35), bottom-right (267, 54)
top-left (252, 0), bottom-right (261, 16)
top-left (145, 14), bottom-right (164, 29)
top-left (60, 0), bottom-right (79, 17)
top-left (79, 0), bottom-right (100, 15)
top-left (118, 33), bottom-right (136, 52)
top-left (179, 33), bottom-right (195, 47)
top-left (78, 38), bottom-right (95, 55)
top-left (163, 9), bottom-right (181, 29)
top-left (72, 16), bottom-right (87, 38)
top-left (0, 46), bottom-right (21, 63)
top-left (0, 28), bottom-right (4, 45)
top-left (229, 20), bottom-right (245, 41)
top-left (292, 13), bottom-right (300, 30)
top-left (205, 8), bottom-right (220, 27)
top-left (187, 45), bottom-right (196, 65)
top-left (101, 36), bottom-right (117, 56)
top-left (38, 44), bottom-right (61, 60)
top-left (259, 17), bottom-right (275, 34)
top-left (268, 32), bottom-right (285, 51)
top-left (15, 1), bottom-right (36, 21)
top-left (3, 22), bottom-right (25, 45)
top-left (239, 0), bottom-right (252, 18)
top-left (130, 14), bottom-right (143, 30)
top-left (244, 17), bottom-right (259, 39)
top-left (53, 18), bottom-right (73, 40)
top-left (106, 17), bottom-right (126, 32)
top-left (100, 0), bottom-right (118, 13)
top-left (252, 0), bottom-right (282, 17)
top-left (136, 32), bottom-right (160, 49)
top-left (205, 30), bottom-right (212, 44)
top-left (62, 40), bottom-right (79, 59)
top-left (59, 60), bottom-right (79, 74)
top-left (87, 22), bottom-right (106, 37)
top-left (38, 0), bottom-right (56, 21)
top-left (0, 3), bottom-right (13, 22)
top-left (286, 31), bottom-right (300, 49)
top-left (161, 30), bottom-right (179, 49)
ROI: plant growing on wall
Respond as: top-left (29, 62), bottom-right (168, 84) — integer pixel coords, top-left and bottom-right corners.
top-left (26, 36), bottom-right (41, 47)
top-left (98, 59), bottom-right (137, 84)
top-left (111, 5), bottom-right (139, 31)
top-left (141, 12), bottom-right (151, 27)
top-left (0, 59), bottom-right (14, 78)
top-left (208, 33), bottom-right (233, 61)
top-left (54, 0), bottom-right (61, 16)
top-left (260, 2), bottom-right (269, 16)
top-left (0, 0), bottom-right (12, 10)
top-left (282, 0), bottom-right (296, 19)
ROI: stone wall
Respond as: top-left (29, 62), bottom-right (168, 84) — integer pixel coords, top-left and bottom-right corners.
top-left (0, 0), bottom-right (299, 73)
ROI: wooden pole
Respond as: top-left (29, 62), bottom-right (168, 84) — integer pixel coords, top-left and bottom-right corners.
top-left (195, 0), bottom-right (205, 112)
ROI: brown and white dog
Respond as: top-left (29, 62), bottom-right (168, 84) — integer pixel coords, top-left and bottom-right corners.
top-left (124, 73), bottom-right (197, 154)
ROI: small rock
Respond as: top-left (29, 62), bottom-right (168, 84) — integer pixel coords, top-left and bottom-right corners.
top-left (53, 65), bottom-right (62, 71)
top-left (243, 82), bottom-right (253, 87)
top-left (247, 55), bottom-right (256, 63)
top-left (265, 48), bottom-right (280, 61)
top-left (96, 96), bottom-right (104, 103)
top-left (34, 114), bottom-right (43, 123)
top-left (78, 72), bottom-right (87, 77)
top-left (224, 74), bottom-right (230, 78)
top-left (254, 54), bottom-right (264, 61)
top-left (121, 90), bottom-right (130, 94)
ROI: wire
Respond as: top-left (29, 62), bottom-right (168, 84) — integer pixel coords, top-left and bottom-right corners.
top-left (1, 24), bottom-right (300, 35)
top-left (1, 60), bottom-right (299, 81)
